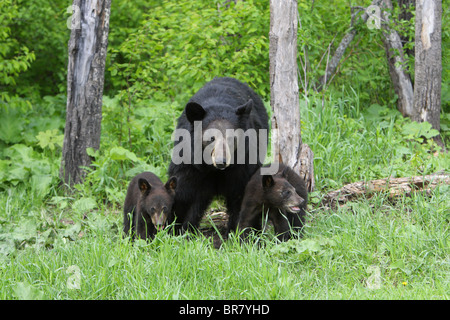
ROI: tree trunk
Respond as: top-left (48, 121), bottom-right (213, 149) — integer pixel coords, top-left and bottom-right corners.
top-left (381, 0), bottom-right (415, 118)
top-left (413, 0), bottom-right (442, 147)
top-left (60, 0), bottom-right (111, 186)
top-left (269, 0), bottom-right (314, 191)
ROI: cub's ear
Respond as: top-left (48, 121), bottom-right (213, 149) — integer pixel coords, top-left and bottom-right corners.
top-left (165, 176), bottom-right (177, 192)
top-left (186, 102), bottom-right (206, 123)
top-left (138, 178), bottom-right (152, 195)
top-left (262, 175), bottom-right (274, 190)
top-left (281, 166), bottom-right (289, 178)
top-left (235, 99), bottom-right (253, 116)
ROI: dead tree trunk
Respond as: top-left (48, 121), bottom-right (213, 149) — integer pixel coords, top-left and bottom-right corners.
top-left (413, 0), bottom-right (443, 147)
top-left (60, 0), bottom-right (111, 186)
top-left (321, 172), bottom-right (449, 208)
top-left (381, 0), bottom-right (415, 118)
top-left (269, 0), bottom-right (314, 191)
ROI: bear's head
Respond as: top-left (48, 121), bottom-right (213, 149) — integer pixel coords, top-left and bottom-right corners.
top-left (185, 99), bottom-right (254, 170)
top-left (137, 176), bottom-right (177, 230)
top-left (261, 168), bottom-right (305, 214)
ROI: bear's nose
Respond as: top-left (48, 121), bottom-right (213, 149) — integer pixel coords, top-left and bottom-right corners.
top-left (214, 158), bottom-right (228, 170)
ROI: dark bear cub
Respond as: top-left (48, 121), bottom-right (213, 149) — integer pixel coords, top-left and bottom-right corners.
top-left (123, 172), bottom-right (177, 240)
top-left (237, 163), bottom-right (308, 241)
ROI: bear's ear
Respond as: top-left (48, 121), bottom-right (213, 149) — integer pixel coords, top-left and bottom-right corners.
top-left (281, 166), bottom-right (289, 178)
top-left (138, 178), bottom-right (152, 195)
top-left (235, 99), bottom-right (253, 116)
top-left (262, 175), bottom-right (274, 190)
top-left (186, 102), bottom-right (206, 123)
top-left (165, 176), bottom-right (177, 192)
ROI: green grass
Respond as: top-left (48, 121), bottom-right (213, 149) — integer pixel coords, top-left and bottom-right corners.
top-left (0, 186), bottom-right (448, 299)
top-left (0, 92), bottom-right (449, 300)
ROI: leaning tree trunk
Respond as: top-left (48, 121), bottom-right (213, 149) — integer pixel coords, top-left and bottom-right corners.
top-left (381, 0), bottom-right (415, 118)
top-left (60, 0), bottom-right (111, 186)
top-left (413, 0), bottom-right (442, 147)
top-left (269, 0), bottom-right (314, 191)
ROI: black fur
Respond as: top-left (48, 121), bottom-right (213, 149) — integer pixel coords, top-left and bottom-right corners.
top-left (168, 77), bottom-right (269, 233)
top-left (237, 163), bottom-right (308, 241)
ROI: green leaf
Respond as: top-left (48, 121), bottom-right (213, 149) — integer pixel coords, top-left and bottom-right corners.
top-left (0, 239), bottom-right (15, 258)
top-left (109, 146), bottom-right (138, 162)
top-left (72, 198), bottom-right (96, 214)
top-left (86, 147), bottom-right (99, 158)
top-left (61, 222), bottom-right (82, 241)
top-left (31, 174), bottom-right (53, 198)
top-left (13, 281), bottom-right (44, 300)
top-left (401, 121), bottom-right (439, 139)
top-left (0, 107), bottom-right (24, 144)
top-left (12, 219), bottom-right (37, 242)
top-left (36, 129), bottom-right (63, 151)
top-left (390, 260), bottom-right (412, 275)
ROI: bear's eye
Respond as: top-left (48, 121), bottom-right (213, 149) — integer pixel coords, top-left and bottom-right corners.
top-left (150, 207), bottom-right (156, 213)
top-left (281, 190), bottom-right (291, 198)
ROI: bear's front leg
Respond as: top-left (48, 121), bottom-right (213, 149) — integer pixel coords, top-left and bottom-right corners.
top-left (225, 191), bottom-right (245, 234)
top-left (180, 194), bottom-right (213, 233)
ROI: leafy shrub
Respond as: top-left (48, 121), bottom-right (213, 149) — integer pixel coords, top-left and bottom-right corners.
top-left (0, 0), bottom-right (35, 101)
top-left (109, 0), bottom-right (270, 104)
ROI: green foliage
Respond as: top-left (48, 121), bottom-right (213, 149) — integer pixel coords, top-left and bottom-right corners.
top-left (0, 0), bottom-right (35, 101)
top-left (297, 0), bottom-right (394, 105)
top-left (109, 0), bottom-right (269, 103)
top-left (11, 0), bottom-right (70, 96)
top-left (13, 281), bottom-right (44, 300)
top-left (301, 91), bottom-right (449, 189)
top-left (270, 237), bottom-right (337, 261)
top-left (0, 94), bottom-right (65, 198)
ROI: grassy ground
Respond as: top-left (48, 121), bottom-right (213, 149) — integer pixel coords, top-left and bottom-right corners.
top-left (0, 93), bottom-right (449, 300)
top-left (0, 186), bottom-right (448, 300)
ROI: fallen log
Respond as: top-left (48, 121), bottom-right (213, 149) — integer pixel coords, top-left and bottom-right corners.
top-left (321, 172), bottom-right (450, 208)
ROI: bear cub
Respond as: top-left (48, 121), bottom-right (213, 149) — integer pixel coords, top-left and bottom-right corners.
top-left (123, 172), bottom-right (177, 240)
top-left (237, 163), bottom-right (308, 241)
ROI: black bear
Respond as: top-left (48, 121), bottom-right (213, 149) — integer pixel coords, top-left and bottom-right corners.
top-left (168, 77), bottom-right (269, 233)
top-left (123, 172), bottom-right (177, 240)
top-left (237, 163), bottom-right (308, 241)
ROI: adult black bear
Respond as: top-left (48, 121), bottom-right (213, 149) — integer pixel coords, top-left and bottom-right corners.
top-left (237, 163), bottom-right (308, 241)
top-left (123, 172), bottom-right (177, 240)
top-left (168, 77), bottom-right (269, 233)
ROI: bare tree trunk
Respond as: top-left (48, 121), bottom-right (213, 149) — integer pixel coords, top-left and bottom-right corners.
top-left (60, 0), bottom-right (111, 186)
top-left (413, 0), bottom-right (442, 147)
top-left (381, 0), bottom-right (415, 118)
top-left (269, 0), bottom-right (315, 191)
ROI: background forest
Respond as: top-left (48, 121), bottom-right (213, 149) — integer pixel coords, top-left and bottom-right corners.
top-left (0, 0), bottom-right (449, 300)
